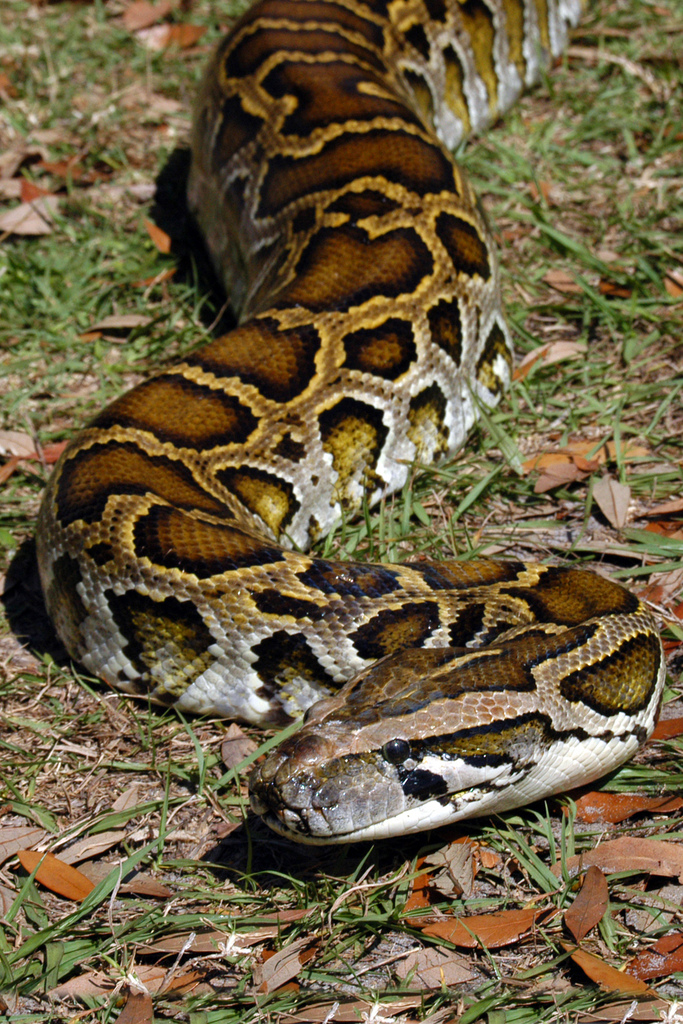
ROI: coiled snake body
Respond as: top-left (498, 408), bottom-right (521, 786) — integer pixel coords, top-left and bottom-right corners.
top-left (36, 0), bottom-right (664, 843)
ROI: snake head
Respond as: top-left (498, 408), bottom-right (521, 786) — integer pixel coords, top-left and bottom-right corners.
top-left (249, 625), bottom-right (663, 844)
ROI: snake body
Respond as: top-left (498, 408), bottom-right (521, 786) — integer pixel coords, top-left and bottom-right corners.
top-left (36, 0), bottom-right (664, 843)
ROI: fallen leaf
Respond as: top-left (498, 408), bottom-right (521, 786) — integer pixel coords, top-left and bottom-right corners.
top-left (112, 784), bottom-right (140, 813)
top-left (564, 866), bottom-right (609, 942)
top-left (57, 830), bottom-right (128, 865)
top-left (642, 497), bottom-right (683, 518)
top-left (251, 936), bottom-right (317, 993)
top-left (221, 722), bottom-right (258, 770)
top-left (395, 945), bottom-right (476, 987)
top-left (513, 340), bottom-right (585, 381)
top-left (544, 268), bottom-right (582, 293)
top-left (0, 195), bottom-right (58, 235)
top-left (592, 475), bottom-right (631, 528)
top-left (77, 861), bottom-right (173, 898)
top-left (0, 826), bottom-right (47, 866)
top-left (651, 717), bottom-right (683, 741)
top-left (123, 0), bottom-right (175, 31)
top-left (115, 990), bottom-right (154, 1024)
top-left (16, 849), bottom-right (95, 901)
top-left (627, 931), bottom-right (683, 981)
top-left (423, 838), bottom-right (476, 899)
top-left (279, 998), bottom-right (423, 1023)
top-left (144, 218), bottom-right (172, 254)
top-left (562, 943), bottom-right (653, 995)
top-left (574, 791), bottom-right (683, 824)
top-left (553, 837), bottom-right (683, 883)
top-left (664, 268), bottom-right (683, 298)
top-left (598, 278), bottom-right (632, 298)
top-left (89, 313), bottom-right (152, 332)
top-left (421, 906), bottom-right (555, 948)
top-left (141, 928), bottom-right (275, 954)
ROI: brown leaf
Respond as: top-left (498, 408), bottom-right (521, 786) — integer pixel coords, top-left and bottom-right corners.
top-left (562, 944), bottom-right (653, 995)
top-left (0, 826), bottom-right (47, 866)
top-left (664, 268), bottom-right (683, 298)
top-left (423, 838), bottom-right (476, 899)
top-left (574, 791), bottom-right (683, 824)
top-left (598, 278), bottom-right (632, 298)
top-left (89, 313), bottom-right (152, 332)
top-left (123, 0), bottom-right (175, 31)
top-left (16, 849), bottom-right (95, 901)
top-left (642, 497), bottom-right (683, 518)
top-left (573, 999), bottom-right (680, 1023)
top-left (164, 23), bottom-right (206, 48)
top-left (279, 997), bottom-right (423, 1023)
top-left (251, 936), bottom-right (317, 993)
top-left (592, 475), bottom-right (631, 529)
top-left (651, 717), bottom-right (683, 741)
top-left (221, 722), bottom-right (258, 770)
top-left (115, 990), bottom-right (154, 1024)
top-left (544, 268), bottom-right (582, 293)
top-left (141, 927), bottom-right (277, 954)
top-left (421, 906), bottom-right (555, 948)
top-left (57, 830), bottom-right (128, 865)
top-left (77, 860), bottom-right (173, 898)
top-left (144, 218), bottom-right (172, 254)
top-left (627, 931), bottom-right (683, 981)
top-left (553, 837), bottom-right (683, 883)
top-left (513, 341), bottom-right (585, 381)
top-left (395, 945), bottom-right (476, 987)
top-left (564, 866), bottom-right (609, 942)
top-left (0, 196), bottom-right (58, 234)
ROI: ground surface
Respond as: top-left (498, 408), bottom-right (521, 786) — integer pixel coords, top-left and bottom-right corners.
top-left (0, 0), bottom-right (682, 1021)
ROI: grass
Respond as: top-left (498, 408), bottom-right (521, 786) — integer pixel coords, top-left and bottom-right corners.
top-left (1, 0), bottom-right (683, 1020)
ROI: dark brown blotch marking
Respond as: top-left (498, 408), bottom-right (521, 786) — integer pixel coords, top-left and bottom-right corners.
top-left (435, 211), bottom-right (490, 279)
top-left (55, 442), bottom-right (230, 528)
top-left (343, 318), bottom-right (417, 380)
top-left (298, 558), bottom-right (402, 598)
top-left (192, 319), bottom-right (321, 404)
top-left (133, 504), bottom-right (284, 576)
top-left (349, 601), bottom-right (440, 659)
top-left (427, 297), bottom-right (462, 365)
top-left (92, 374), bottom-right (258, 450)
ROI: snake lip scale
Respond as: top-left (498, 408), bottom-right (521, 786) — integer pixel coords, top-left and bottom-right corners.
top-left (36, 0), bottom-right (664, 843)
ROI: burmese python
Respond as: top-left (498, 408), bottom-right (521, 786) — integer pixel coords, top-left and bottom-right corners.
top-left (36, 0), bottom-right (664, 843)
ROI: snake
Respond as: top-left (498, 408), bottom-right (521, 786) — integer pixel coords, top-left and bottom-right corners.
top-left (35, 0), bottom-right (665, 844)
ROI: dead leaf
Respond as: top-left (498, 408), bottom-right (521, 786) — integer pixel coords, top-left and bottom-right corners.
top-left (221, 722), bottom-right (258, 770)
top-left (144, 218), bottom-right (172, 254)
top-left (49, 964), bottom-right (204, 1000)
top-left (251, 936), bottom-right (317, 993)
top-left (562, 944), bottom-right (653, 995)
top-left (664, 268), bottom-right (683, 298)
top-left (627, 931), bottom-right (683, 981)
top-left (279, 998), bottom-right (423, 1023)
top-left (77, 861), bottom-right (173, 898)
top-left (0, 826), bottom-right (47, 866)
top-left (112, 784), bottom-right (140, 813)
top-left (115, 990), bottom-right (154, 1024)
top-left (123, 0), bottom-right (175, 31)
top-left (651, 717), bottom-right (683, 741)
top-left (592, 475), bottom-right (631, 528)
top-left (553, 838), bottom-right (683, 883)
top-left (544, 268), bottom-right (582, 293)
top-left (0, 195), bottom-right (58, 235)
top-left (395, 945), bottom-right (476, 987)
top-left (423, 838), bottom-right (475, 899)
top-left (89, 313), bottom-right (152, 332)
top-left (513, 340), bottom-right (585, 381)
top-left (421, 906), bottom-right (555, 948)
top-left (141, 928), bottom-right (274, 954)
top-left (598, 278), bottom-right (633, 299)
top-left (642, 497), bottom-right (683, 518)
top-left (534, 460), bottom-right (590, 494)
top-left (564, 866), bottom-right (609, 942)
top-left (568, 998), bottom-right (676, 1022)
top-left (57, 830), bottom-right (128, 865)
top-left (16, 849), bottom-right (95, 901)
top-left (574, 791), bottom-right (683, 824)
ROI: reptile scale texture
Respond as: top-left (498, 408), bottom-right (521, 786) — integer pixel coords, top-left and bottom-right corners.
top-left (36, 0), bottom-right (665, 843)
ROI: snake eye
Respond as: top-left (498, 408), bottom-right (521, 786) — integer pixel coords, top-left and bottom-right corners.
top-left (382, 738), bottom-right (411, 764)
